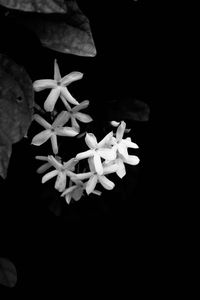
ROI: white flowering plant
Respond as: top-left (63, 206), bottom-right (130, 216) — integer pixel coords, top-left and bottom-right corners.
top-left (31, 59), bottom-right (140, 205)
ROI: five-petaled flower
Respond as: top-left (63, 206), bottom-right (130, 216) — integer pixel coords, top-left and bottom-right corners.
top-left (75, 131), bottom-right (116, 175)
top-left (35, 155), bottom-right (62, 174)
top-left (33, 59), bottom-right (83, 112)
top-left (104, 121), bottom-right (140, 178)
top-left (60, 96), bottom-right (93, 130)
top-left (40, 155), bottom-right (78, 192)
top-left (31, 112), bottom-right (79, 154)
top-left (111, 121), bottom-right (139, 160)
top-left (61, 178), bottom-right (101, 204)
top-left (104, 154), bottom-right (140, 179)
top-left (71, 157), bottom-right (119, 195)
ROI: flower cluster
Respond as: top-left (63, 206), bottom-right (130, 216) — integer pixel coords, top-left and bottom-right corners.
top-left (31, 59), bottom-right (139, 204)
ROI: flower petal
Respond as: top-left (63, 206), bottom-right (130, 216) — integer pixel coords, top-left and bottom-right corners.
top-left (98, 175), bottom-right (115, 190)
top-left (72, 187), bottom-right (83, 201)
top-left (60, 87), bottom-right (79, 105)
top-left (31, 129), bottom-right (52, 146)
top-left (55, 172), bottom-right (66, 192)
top-left (55, 127), bottom-right (79, 137)
top-left (48, 155), bottom-right (63, 170)
top-left (37, 162), bottom-right (52, 174)
top-left (33, 114), bottom-right (51, 129)
top-left (72, 100), bottom-right (90, 113)
top-left (60, 94), bottom-right (72, 111)
top-left (42, 169), bottom-right (58, 183)
top-left (118, 143), bottom-right (129, 160)
top-left (74, 112), bottom-right (93, 123)
top-left (116, 167), bottom-right (126, 178)
top-left (103, 163), bottom-right (119, 175)
top-left (71, 116), bottom-right (80, 130)
top-left (65, 193), bottom-right (72, 204)
top-left (116, 159), bottom-right (126, 178)
top-left (54, 59), bottom-right (61, 81)
top-left (123, 138), bottom-right (139, 149)
top-left (44, 87), bottom-right (61, 112)
top-left (98, 148), bottom-right (116, 161)
top-left (98, 131), bottom-right (113, 148)
top-left (50, 134), bottom-right (58, 154)
top-left (92, 189), bottom-right (102, 196)
top-left (116, 121), bottom-right (126, 141)
top-left (33, 79), bottom-right (57, 91)
top-left (71, 172), bottom-right (93, 181)
top-left (85, 133), bottom-right (97, 149)
top-left (86, 175), bottom-right (98, 195)
top-left (52, 111), bottom-right (70, 127)
top-left (63, 157), bottom-right (79, 170)
top-left (61, 71), bottom-right (83, 86)
top-left (66, 170), bottom-right (77, 179)
top-left (88, 157), bottom-right (95, 172)
top-left (61, 185), bottom-right (76, 197)
top-left (110, 120), bottom-right (120, 127)
top-left (93, 152), bottom-right (103, 175)
top-left (76, 149), bottom-right (94, 160)
top-left (35, 155), bottom-right (49, 161)
top-left (124, 155), bottom-right (140, 165)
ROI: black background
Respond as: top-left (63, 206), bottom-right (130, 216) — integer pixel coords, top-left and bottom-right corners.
top-left (0, 0), bottom-right (171, 293)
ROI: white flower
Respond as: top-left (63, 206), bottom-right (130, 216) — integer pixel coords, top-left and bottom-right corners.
top-left (35, 155), bottom-right (61, 174)
top-left (75, 132), bottom-right (116, 175)
top-left (111, 121), bottom-right (139, 160)
top-left (104, 154), bottom-right (140, 179)
top-left (71, 157), bottom-right (118, 195)
top-left (41, 155), bottom-right (78, 192)
top-left (102, 121), bottom-right (140, 178)
top-left (33, 59), bottom-right (83, 112)
top-left (31, 112), bottom-right (79, 154)
top-left (110, 120), bottom-right (131, 133)
top-left (60, 96), bottom-right (93, 130)
top-left (61, 179), bottom-right (101, 204)
top-left (61, 181), bottom-right (84, 204)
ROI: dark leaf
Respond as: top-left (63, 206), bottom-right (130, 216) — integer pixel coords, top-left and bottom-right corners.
top-left (107, 98), bottom-right (150, 122)
top-left (0, 0), bottom-right (67, 14)
top-left (0, 53), bottom-right (34, 179)
top-left (0, 257), bottom-right (17, 288)
top-left (5, 0), bottom-right (96, 57)
top-left (0, 132), bottom-right (12, 179)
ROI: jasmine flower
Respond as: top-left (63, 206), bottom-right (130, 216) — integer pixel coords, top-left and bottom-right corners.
top-left (111, 121), bottom-right (139, 160)
top-left (35, 155), bottom-right (61, 174)
top-left (75, 131), bottom-right (116, 175)
top-left (31, 112), bottom-right (79, 154)
top-left (60, 96), bottom-right (93, 130)
top-left (71, 158), bottom-right (118, 195)
top-left (41, 155), bottom-right (78, 192)
top-left (102, 121), bottom-right (140, 178)
top-left (61, 178), bottom-right (102, 204)
top-left (33, 59), bottom-right (83, 112)
top-left (61, 181), bottom-right (84, 204)
top-left (104, 154), bottom-right (140, 179)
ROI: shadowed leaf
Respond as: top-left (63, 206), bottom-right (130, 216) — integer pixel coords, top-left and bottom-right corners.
top-left (0, 0), bottom-right (67, 13)
top-left (107, 98), bottom-right (150, 122)
top-left (0, 53), bottom-right (34, 179)
top-left (0, 257), bottom-right (17, 288)
top-left (0, 132), bottom-right (12, 179)
top-left (5, 0), bottom-right (96, 57)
